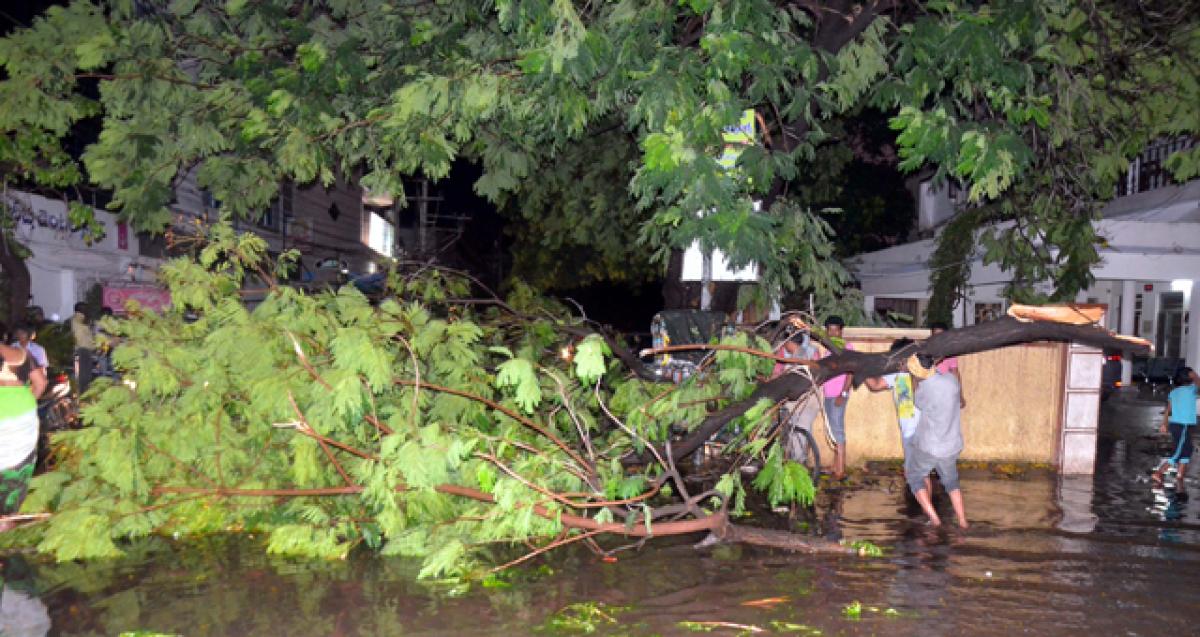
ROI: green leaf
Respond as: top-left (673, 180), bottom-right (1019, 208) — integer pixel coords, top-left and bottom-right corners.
top-left (297, 42), bottom-right (328, 73)
top-left (573, 334), bottom-right (610, 385)
top-left (495, 358), bottom-right (541, 413)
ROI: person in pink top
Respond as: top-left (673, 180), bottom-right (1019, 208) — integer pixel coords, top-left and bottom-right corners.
top-left (930, 322), bottom-right (966, 408)
top-left (818, 316), bottom-right (853, 480)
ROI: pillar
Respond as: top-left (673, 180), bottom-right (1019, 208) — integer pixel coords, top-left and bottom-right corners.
top-left (1187, 279), bottom-right (1200, 368)
top-left (1120, 280), bottom-right (1137, 385)
top-left (1060, 336), bottom-right (1103, 475)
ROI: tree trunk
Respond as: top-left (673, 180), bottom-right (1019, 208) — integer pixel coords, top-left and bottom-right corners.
top-left (665, 315), bottom-right (1151, 462)
top-left (717, 523), bottom-right (856, 556)
top-left (0, 234), bottom-right (30, 328)
top-left (662, 248), bottom-right (690, 310)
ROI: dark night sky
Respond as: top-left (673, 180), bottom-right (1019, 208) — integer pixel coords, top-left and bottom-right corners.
top-left (0, 1), bottom-right (64, 34)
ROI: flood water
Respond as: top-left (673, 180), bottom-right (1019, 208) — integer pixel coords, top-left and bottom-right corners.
top-left (3, 396), bottom-right (1198, 636)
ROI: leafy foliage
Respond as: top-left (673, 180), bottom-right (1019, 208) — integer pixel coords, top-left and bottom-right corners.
top-left (751, 445), bottom-right (815, 509)
top-left (925, 209), bottom-right (982, 327)
top-left (892, 1), bottom-right (1200, 302)
top-left (13, 227), bottom-right (820, 577)
top-left (3, 1), bottom-right (1193, 305)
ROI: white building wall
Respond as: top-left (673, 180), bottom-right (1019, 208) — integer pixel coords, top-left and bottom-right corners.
top-left (6, 189), bottom-right (159, 320)
top-left (917, 182), bottom-right (957, 232)
top-left (851, 176), bottom-right (1200, 351)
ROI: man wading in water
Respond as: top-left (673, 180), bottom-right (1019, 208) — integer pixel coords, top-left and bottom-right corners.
top-left (906, 357), bottom-right (968, 530)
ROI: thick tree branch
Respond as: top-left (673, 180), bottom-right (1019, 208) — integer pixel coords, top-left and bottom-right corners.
top-left (152, 482), bottom-right (851, 554)
top-left (666, 314), bottom-right (1150, 462)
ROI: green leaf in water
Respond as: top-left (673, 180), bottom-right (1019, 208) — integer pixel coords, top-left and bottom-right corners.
top-left (539, 602), bottom-right (627, 633)
top-left (843, 539), bottom-right (885, 557)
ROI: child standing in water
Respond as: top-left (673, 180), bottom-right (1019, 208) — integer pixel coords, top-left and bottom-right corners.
top-left (1152, 367), bottom-right (1199, 489)
top-left (817, 316), bottom-right (853, 481)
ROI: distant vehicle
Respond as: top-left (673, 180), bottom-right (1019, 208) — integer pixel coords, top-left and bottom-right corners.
top-left (37, 367), bottom-right (79, 471)
top-left (647, 310), bottom-right (731, 383)
top-left (1101, 349), bottom-right (1122, 400)
top-left (1131, 355), bottom-right (1187, 397)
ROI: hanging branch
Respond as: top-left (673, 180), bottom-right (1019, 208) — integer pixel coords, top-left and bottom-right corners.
top-left (286, 391), bottom-right (355, 486)
top-left (637, 343), bottom-right (819, 364)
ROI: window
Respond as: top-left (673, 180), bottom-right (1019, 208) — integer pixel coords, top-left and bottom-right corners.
top-left (1157, 292), bottom-right (1185, 358)
top-left (366, 209), bottom-right (395, 256)
top-left (1134, 293), bottom-right (1143, 336)
top-left (974, 302), bottom-right (1004, 325)
top-left (873, 297), bottom-right (919, 326)
top-left (202, 189), bottom-right (221, 211)
top-left (1117, 136), bottom-right (1198, 197)
top-left (259, 183), bottom-right (292, 233)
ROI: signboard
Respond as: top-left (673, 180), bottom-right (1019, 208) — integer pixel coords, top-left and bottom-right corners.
top-left (717, 109), bottom-right (756, 171)
top-left (103, 286), bottom-right (172, 314)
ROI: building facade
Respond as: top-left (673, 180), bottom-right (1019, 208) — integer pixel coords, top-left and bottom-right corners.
top-left (849, 137), bottom-right (1200, 384)
top-left (166, 169), bottom-right (385, 289)
top-left (4, 188), bottom-right (163, 321)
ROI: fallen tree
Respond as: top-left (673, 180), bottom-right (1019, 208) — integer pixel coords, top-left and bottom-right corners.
top-left (7, 230), bottom-right (1148, 578)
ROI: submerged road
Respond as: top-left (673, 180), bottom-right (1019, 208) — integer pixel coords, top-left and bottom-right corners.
top-left (5, 395), bottom-right (1198, 636)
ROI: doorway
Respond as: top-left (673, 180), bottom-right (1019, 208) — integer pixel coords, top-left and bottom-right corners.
top-left (1156, 292), bottom-right (1185, 359)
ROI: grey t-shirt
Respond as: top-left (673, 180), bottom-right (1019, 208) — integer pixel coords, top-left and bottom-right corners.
top-left (913, 371), bottom-right (963, 458)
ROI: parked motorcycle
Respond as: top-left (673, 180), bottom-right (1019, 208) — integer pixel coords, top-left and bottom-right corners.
top-left (36, 367), bottom-right (80, 471)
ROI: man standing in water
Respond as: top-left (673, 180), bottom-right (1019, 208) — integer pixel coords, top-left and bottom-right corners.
top-left (907, 357), bottom-right (968, 529)
top-left (929, 321), bottom-right (966, 408)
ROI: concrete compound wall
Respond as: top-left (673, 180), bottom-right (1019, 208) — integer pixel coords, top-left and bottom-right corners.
top-left (809, 327), bottom-right (1067, 467)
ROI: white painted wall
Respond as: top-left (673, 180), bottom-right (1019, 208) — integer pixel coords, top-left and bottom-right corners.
top-left (849, 178), bottom-right (1200, 339)
top-left (917, 182), bottom-right (957, 232)
top-left (6, 190), bottom-right (157, 320)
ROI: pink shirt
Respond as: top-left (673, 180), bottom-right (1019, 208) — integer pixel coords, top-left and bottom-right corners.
top-left (937, 356), bottom-right (959, 375)
top-left (820, 342), bottom-right (854, 398)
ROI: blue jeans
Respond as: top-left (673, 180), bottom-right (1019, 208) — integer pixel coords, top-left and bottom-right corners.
top-left (823, 397), bottom-right (847, 445)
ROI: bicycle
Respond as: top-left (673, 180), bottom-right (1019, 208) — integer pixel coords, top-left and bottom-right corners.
top-left (769, 391), bottom-right (823, 478)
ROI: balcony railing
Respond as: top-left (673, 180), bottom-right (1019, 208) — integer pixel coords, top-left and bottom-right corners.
top-left (1117, 136), bottom-right (1197, 197)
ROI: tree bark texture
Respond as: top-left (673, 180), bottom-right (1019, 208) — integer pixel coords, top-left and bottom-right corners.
top-left (0, 234), bottom-right (30, 327)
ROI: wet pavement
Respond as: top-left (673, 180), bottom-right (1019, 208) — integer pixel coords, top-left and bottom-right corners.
top-left (3, 395), bottom-right (1199, 636)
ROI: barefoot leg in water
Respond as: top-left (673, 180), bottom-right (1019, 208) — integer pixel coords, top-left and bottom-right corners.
top-left (913, 487), bottom-right (941, 526)
top-left (948, 489), bottom-right (968, 530)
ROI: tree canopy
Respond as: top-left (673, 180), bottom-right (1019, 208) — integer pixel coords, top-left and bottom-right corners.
top-left (1, 1), bottom-right (1195, 303)
top-left (6, 227), bottom-right (1148, 578)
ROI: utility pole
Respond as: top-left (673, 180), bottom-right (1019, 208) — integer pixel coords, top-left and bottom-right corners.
top-left (417, 178), bottom-right (429, 256)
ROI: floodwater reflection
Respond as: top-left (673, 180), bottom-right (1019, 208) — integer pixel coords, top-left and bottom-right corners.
top-left (2, 397), bottom-right (1199, 636)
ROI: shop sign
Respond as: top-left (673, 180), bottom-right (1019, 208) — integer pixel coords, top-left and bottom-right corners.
top-left (103, 286), bottom-right (172, 314)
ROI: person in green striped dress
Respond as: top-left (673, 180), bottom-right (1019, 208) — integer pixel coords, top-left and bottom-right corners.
top-left (0, 344), bottom-right (47, 531)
